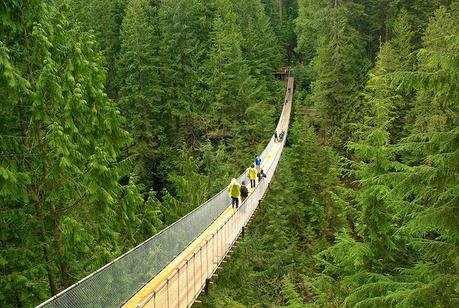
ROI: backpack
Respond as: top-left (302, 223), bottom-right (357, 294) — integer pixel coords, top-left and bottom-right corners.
top-left (241, 185), bottom-right (249, 197)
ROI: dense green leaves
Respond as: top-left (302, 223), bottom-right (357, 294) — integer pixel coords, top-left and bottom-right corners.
top-left (3, 0), bottom-right (456, 307)
top-left (203, 1), bottom-right (458, 307)
top-left (1, 0), bottom-right (284, 306)
top-left (0, 1), bottom-right (140, 305)
top-left (116, 0), bottom-right (163, 187)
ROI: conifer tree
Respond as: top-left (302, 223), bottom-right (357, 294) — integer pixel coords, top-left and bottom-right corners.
top-left (294, 0), bottom-right (321, 63)
top-left (0, 1), bottom-right (156, 305)
top-left (311, 34), bottom-right (410, 308)
top-left (310, 3), bottom-right (368, 146)
top-left (206, 0), bottom-right (255, 138)
top-left (167, 148), bottom-right (208, 215)
top-left (281, 275), bottom-right (304, 307)
top-left (391, 9), bottom-right (415, 71)
top-left (201, 142), bottom-right (233, 195)
top-left (117, 0), bottom-right (163, 187)
top-left (378, 4), bottom-right (459, 305)
top-left (156, 0), bottom-right (214, 140)
top-left (68, 0), bottom-right (123, 97)
top-left (232, 0), bottom-right (279, 141)
top-left (347, 42), bottom-right (401, 270)
top-left (234, 0), bottom-right (282, 80)
top-left (261, 0), bottom-right (298, 61)
top-left (388, 9), bottom-right (416, 140)
top-left (287, 118), bottom-right (342, 243)
top-left (328, 4), bottom-right (459, 306)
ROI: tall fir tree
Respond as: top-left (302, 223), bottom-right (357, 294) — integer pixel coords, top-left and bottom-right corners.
top-left (383, 4), bottom-right (458, 305)
top-left (156, 0), bottom-right (214, 142)
top-left (0, 1), bottom-right (160, 306)
top-left (232, 0), bottom-right (280, 143)
top-left (287, 117), bottom-right (342, 244)
top-left (206, 0), bottom-right (256, 144)
top-left (116, 0), bottom-right (163, 188)
top-left (388, 9), bottom-right (416, 141)
top-left (67, 0), bottom-right (124, 98)
top-left (309, 2), bottom-right (368, 146)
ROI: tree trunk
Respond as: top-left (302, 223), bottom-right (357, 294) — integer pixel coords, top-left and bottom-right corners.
top-left (43, 246), bottom-right (59, 295)
top-left (21, 110), bottom-right (59, 295)
top-left (35, 121), bottom-right (70, 288)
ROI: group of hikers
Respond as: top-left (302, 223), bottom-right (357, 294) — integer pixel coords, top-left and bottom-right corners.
top-left (226, 89), bottom-right (290, 208)
top-left (273, 130), bottom-right (285, 143)
top-left (273, 85), bottom-right (290, 143)
top-left (227, 155), bottom-right (267, 209)
top-left (226, 85), bottom-right (291, 208)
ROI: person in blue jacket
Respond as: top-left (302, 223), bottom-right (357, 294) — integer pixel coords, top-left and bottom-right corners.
top-left (255, 155), bottom-right (261, 172)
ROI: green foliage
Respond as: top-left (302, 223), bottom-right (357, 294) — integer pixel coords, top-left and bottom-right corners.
top-left (282, 275), bottom-right (304, 307)
top-left (116, 0), bottom-right (163, 188)
top-left (306, 3), bottom-right (458, 307)
top-left (68, 0), bottom-right (124, 97)
top-left (156, 0), bottom-right (214, 136)
top-left (2, 0), bottom-right (285, 305)
top-left (207, 0), bottom-right (254, 130)
top-left (203, 107), bottom-right (342, 307)
top-left (287, 116), bottom-right (343, 243)
top-left (203, 2), bottom-right (457, 308)
top-left (295, 0), bottom-right (369, 146)
top-left (345, 41), bottom-right (401, 269)
top-left (261, 0), bottom-right (298, 63)
top-left (0, 1), bottom-right (162, 306)
top-left (201, 142), bottom-right (234, 195)
top-left (4, 0), bottom-right (457, 307)
top-left (312, 8), bottom-right (368, 145)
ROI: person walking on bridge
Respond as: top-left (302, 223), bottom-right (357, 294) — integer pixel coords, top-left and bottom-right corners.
top-left (240, 181), bottom-right (249, 202)
top-left (279, 130), bottom-right (285, 142)
top-left (227, 178), bottom-right (241, 209)
top-left (257, 168), bottom-right (266, 182)
top-left (273, 130), bottom-right (279, 142)
top-left (257, 168), bottom-right (267, 193)
top-left (255, 155), bottom-right (261, 172)
top-left (247, 164), bottom-right (257, 188)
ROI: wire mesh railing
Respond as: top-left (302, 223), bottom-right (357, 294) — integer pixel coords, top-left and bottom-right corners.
top-left (36, 76), bottom-right (294, 308)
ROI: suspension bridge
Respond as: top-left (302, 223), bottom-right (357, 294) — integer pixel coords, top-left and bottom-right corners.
top-left (37, 74), bottom-right (294, 308)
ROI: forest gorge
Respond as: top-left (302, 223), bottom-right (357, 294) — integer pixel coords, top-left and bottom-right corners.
top-left (0, 0), bottom-right (457, 307)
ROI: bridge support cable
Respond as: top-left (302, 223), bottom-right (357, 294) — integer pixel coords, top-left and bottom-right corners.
top-left (36, 76), bottom-right (294, 308)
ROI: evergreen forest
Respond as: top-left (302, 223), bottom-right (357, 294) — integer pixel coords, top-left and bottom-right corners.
top-left (0, 0), bottom-right (458, 307)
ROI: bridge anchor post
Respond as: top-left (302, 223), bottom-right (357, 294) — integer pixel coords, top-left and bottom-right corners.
top-left (205, 278), bottom-right (211, 295)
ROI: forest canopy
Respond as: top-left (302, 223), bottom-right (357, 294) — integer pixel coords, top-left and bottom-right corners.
top-left (204, 0), bottom-right (458, 307)
top-left (1, 0), bottom-right (285, 306)
top-left (1, 0), bottom-right (458, 307)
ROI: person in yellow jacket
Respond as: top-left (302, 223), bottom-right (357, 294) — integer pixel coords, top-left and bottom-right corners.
top-left (247, 164), bottom-right (258, 188)
top-left (227, 178), bottom-right (241, 209)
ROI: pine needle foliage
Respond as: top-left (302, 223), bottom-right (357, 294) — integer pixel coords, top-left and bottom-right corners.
top-left (205, 2), bottom-right (457, 307)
